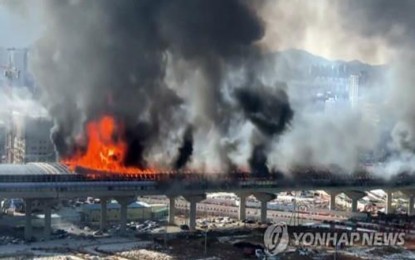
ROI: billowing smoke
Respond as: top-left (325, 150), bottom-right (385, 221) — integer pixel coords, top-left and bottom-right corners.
top-left (4, 0), bottom-right (414, 176)
top-left (173, 126), bottom-right (193, 170)
top-left (235, 86), bottom-right (292, 136)
top-left (338, 0), bottom-right (415, 174)
top-left (251, 0), bottom-right (415, 174)
top-left (338, 0), bottom-right (415, 49)
top-left (258, 0), bottom-right (392, 64)
top-left (30, 0), bottom-right (295, 172)
top-left (235, 84), bottom-right (293, 174)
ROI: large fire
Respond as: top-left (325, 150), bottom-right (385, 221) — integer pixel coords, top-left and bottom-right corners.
top-left (62, 115), bottom-right (157, 174)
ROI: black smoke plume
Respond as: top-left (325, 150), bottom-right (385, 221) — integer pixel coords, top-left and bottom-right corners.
top-left (249, 143), bottom-right (269, 176)
top-left (235, 86), bottom-right (293, 136)
top-left (173, 126), bottom-right (193, 170)
top-left (235, 85), bottom-right (293, 175)
top-left (33, 0), bottom-right (263, 171)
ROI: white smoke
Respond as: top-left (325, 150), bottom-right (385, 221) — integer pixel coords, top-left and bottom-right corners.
top-left (257, 0), bottom-right (394, 64)
top-left (6, 0), bottom-right (415, 178)
top-left (270, 108), bottom-right (378, 172)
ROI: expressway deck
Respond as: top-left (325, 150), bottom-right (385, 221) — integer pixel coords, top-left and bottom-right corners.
top-left (0, 163), bottom-right (413, 199)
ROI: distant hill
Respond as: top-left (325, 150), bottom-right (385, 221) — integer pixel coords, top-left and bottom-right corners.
top-left (252, 48), bottom-right (387, 83)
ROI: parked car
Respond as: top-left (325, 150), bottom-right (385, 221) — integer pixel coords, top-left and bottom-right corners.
top-left (180, 224), bottom-right (190, 231)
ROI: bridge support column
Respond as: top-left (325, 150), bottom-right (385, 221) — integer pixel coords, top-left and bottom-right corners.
top-left (401, 191), bottom-right (415, 216)
top-left (260, 201), bottom-right (267, 223)
top-left (120, 202), bottom-right (128, 232)
top-left (409, 196), bottom-right (415, 216)
top-left (351, 199), bottom-right (358, 213)
top-left (168, 196), bottom-right (176, 225)
top-left (100, 198), bottom-right (108, 231)
top-left (344, 191), bottom-right (365, 213)
top-left (43, 202), bottom-right (52, 240)
top-left (327, 192), bottom-right (338, 211)
top-left (24, 199), bottom-right (33, 241)
top-left (183, 195), bottom-right (206, 231)
top-left (385, 190), bottom-right (393, 214)
top-left (115, 197), bottom-right (135, 232)
top-left (253, 193), bottom-right (277, 223)
top-left (236, 193), bottom-right (249, 221)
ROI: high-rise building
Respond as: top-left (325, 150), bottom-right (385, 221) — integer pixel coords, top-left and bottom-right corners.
top-left (8, 48), bottom-right (30, 87)
top-left (5, 112), bottom-right (56, 164)
top-left (0, 48), bottom-right (35, 90)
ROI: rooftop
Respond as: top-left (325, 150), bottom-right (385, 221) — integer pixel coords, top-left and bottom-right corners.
top-left (0, 163), bottom-right (71, 175)
top-left (81, 201), bottom-right (150, 210)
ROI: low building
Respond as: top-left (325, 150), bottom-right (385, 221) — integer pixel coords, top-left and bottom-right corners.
top-left (151, 203), bottom-right (168, 219)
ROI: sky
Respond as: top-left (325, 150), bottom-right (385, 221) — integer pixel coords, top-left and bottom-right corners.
top-left (0, 4), bottom-right (42, 48)
top-left (0, 1), bottom-right (388, 64)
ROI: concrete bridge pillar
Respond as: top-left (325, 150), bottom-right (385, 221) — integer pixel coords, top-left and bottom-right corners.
top-left (326, 192), bottom-right (338, 211)
top-left (401, 190), bottom-right (415, 216)
top-left (409, 196), bottom-right (415, 216)
top-left (235, 193), bottom-right (250, 221)
top-left (115, 197), bottom-right (136, 232)
top-left (183, 194), bottom-right (206, 231)
top-left (351, 199), bottom-right (358, 213)
top-left (24, 198), bottom-right (33, 241)
top-left (385, 190), bottom-right (393, 214)
top-left (167, 196), bottom-right (176, 225)
top-left (344, 191), bottom-right (366, 213)
top-left (42, 200), bottom-right (55, 241)
top-left (100, 197), bottom-right (109, 231)
top-left (253, 193), bottom-right (277, 223)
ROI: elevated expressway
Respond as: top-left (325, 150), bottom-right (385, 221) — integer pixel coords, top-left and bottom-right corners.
top-left (0, 163), bottom-right (414, 240)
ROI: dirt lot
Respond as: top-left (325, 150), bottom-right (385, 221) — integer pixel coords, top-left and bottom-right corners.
top-left (0, 225), bottom-right (415, 260)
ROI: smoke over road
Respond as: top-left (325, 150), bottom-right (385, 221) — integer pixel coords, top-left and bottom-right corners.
top-left (3, 0), bottom-right (415, 176)
top-left (235, 85), bottom-right (293, 174)
top-left (256, 0), bottom-right (415, 174)
top-left (28, 0), bottom-right (291, 173)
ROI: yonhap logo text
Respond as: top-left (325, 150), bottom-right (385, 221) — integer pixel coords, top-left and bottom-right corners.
top-left (264, 222), bottom-right (406, 256)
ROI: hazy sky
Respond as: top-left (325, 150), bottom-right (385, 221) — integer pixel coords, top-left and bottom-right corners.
top-left (0, 5), bottom-right (42, 48)
top-left (0, 1), bottom-right (394, 64)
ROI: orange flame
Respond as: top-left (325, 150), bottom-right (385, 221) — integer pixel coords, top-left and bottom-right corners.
top-left (62, 115), bottom-right (156, 174)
